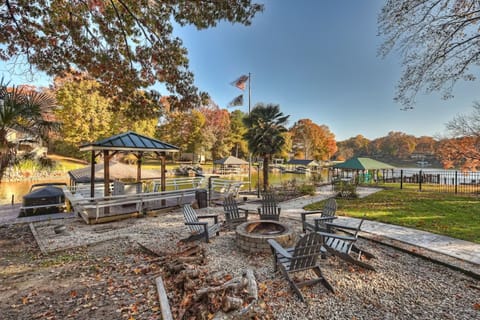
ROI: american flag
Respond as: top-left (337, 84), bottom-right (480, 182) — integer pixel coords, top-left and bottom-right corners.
top-left (228, 94), bottom-right (244, 107)
top-left (231, 74), bottom-right (249, 90)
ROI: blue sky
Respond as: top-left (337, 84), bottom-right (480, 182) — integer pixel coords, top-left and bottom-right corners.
top-left (174, 0), bottom-right (479, 140)
top-left (1, 0), bottom-right (479, 141)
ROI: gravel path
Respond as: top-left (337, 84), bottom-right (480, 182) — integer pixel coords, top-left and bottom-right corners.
top-left (30, 206), bottom-right (480, 320)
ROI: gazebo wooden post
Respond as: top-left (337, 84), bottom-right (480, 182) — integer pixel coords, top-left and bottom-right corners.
top-left (136, 152), bottom-right (143, 182)
top-left (160, 152), bottom-right (166, 192)
top-left (104, 150), bottom-right (110, 197)
top-left (159, 152), bottom-right (166, 206)
top-left (90, 150), bottom-right (96, 198)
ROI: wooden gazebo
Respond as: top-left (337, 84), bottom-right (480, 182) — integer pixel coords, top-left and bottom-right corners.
top-left (79, 131), bottom-right (179, 198)
top-left (213, 156), bottom-right (248, 175)
top-left (333, 157), bottom-right (395, 183)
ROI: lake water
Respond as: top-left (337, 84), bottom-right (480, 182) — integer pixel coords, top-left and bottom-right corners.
top-left (0, 171), bottom-right (319, 205)
top-left (0, 178), bottom-right (68, 205)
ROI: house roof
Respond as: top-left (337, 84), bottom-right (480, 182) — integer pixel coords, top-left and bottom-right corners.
top-left (213, 156), bottom-right (249, 165)
top-left (79, 131), bottom-right (179, 153)
top-left (287, 159), bottom-right (319, 166)
top-left (334, 157), bottom-right (395, 170)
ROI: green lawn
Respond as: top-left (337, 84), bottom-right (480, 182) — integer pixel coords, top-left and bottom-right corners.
top-left (304, 188), bottom-right (480, 243)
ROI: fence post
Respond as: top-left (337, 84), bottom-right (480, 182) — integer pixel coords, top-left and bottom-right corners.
top-left (400, 170), bottom-right (403, 189)
top-left (419, 170), bottom-right (422, 191)
top-left (455, 171), bottom-right (458, 194)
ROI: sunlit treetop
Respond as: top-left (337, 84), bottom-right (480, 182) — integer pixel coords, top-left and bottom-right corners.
top-left (0, 0), bottom-right (263, 110)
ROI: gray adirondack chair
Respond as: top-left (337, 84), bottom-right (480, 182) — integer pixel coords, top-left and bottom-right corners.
top-left (223, 195), bottom-right (249, 230)
top-left (267, 232), bottom-right (334, 302)
top-left (182, 204), bottom-right (221, 243)
top-left (319, 218), bottom-right (376, 270)
top-left (258, 191), bottom-right (281, 221)
top-left (301, 198), bottom-right (337, 233)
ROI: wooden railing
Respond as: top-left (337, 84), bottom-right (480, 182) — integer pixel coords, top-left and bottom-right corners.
top-left (64, 187), bottom-right (199, 224)
top-left (208, 177), bottom-right (245, 202)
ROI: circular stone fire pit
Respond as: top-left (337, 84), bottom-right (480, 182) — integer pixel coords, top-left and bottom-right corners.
top-left (235, 220), bottom-right (295, 253)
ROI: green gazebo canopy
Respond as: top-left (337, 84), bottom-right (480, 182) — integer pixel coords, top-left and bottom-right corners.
top-left (334, 157), bottom-right (395, 170)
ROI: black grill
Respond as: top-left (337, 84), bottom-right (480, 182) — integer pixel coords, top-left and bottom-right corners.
top-left (19, 185), bottom-right (65, 217)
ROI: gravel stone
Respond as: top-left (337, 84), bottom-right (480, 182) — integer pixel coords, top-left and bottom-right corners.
top-left (30, 207), bottom-right (480, 320)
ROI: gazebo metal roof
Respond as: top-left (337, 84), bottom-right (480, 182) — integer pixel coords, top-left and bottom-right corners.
top-left (78, 131), bottom-right (179, 198)
top-left (79, 131), bottom-right (179, 153)
top-left (334, 157), bottom-right (395, 170)
top-left (213, 156), bottom-right (248, 165)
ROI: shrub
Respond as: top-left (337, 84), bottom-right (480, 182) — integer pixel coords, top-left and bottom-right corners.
top-left (298, 183), bottom-right (316, 196)
top-left (39, 156), bottom-right (56, 169)
top-left (333, 180), bottom-right (358, 198)
top-left (309, 173), bottom-right (324, 186)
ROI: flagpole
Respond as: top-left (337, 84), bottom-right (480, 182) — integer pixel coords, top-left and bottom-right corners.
top-left (248, 72), bottom-right (252, 192)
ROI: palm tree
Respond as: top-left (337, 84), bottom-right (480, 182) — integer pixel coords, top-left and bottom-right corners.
top-left (243, 104), bottom-right (289, 191)
top-left (0, 78), bottom-right (58, 174)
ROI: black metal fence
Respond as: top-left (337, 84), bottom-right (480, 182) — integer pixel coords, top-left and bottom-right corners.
top-left (381, 169), bottom-right (480, 194)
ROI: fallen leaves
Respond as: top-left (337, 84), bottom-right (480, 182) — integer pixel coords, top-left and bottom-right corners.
top-left (3, 237), bottom-right (164, 319)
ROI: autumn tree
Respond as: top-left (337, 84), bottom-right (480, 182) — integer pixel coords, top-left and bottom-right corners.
top-left (243, 104), bottom-right (289, 191)
top-left (414, 136), bottom-right (437, 155)
top-left (229, 110), bottom-right (248, 158)
top-left (55, 79), bottom-right (114, 146)
top-left (379, 0), bottom-right (480, 106)
top-left (199, 104), bottom-right (233, 160)
top-left (290, 119), bottom-right (337, 161)
top-left (278, 131), bottom-right (293, 160)
top-left (372, 132), bottom-right (416, 159)
top-left (156, 109), bottom-right (206, 160)
top-left (336, 135), bottom-right (371, 160)
top-left (437, 103), bottom-right (480, 170)
top-left (290, 119), bottom-right (314, 159)
top-left (0, 1), bottom-right (263, 109)
top-left (437, 137), bottom-right (480, 170)
top-left (111, 93), bottom-right (160, 138)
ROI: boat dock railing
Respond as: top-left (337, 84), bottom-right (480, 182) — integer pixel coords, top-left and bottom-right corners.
top-left (64, 187), bottom-right (199, 224)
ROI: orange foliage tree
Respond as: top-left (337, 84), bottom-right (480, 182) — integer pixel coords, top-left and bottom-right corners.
top-left (439, 103), bottom-right (480, 171)
top-left (437, 137), bottom-right (480, 171)
top-left (289, 119), bottom-right (337, 161)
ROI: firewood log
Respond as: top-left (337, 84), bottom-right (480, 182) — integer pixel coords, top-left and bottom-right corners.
top-left (222, 296), bottom-right (243, 312)
top-left (244, 269), bottom-right (258, 301)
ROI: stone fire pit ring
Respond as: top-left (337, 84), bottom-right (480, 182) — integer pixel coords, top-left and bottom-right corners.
top-left (235, 220), bottom-right (295, 253)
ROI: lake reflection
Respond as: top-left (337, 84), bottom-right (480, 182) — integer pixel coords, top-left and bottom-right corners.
top-left (0, 171), bottom-right (321, 205)
top-left (0, 178), bottom-right (68, 204)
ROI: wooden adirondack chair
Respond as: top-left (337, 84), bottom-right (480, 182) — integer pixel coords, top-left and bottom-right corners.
top-left (301, 198), bottom-right (337, 233)
top-left (222, 195), bottom-right (249, 230)
top-left (319, 218), bottom-right (376, 270)
top-left (267, 233), bottom-right (334, 302)
top-left (182, 204), bottom-right (221, 243)
top-left (258, 191), bottom-right (281, 221)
